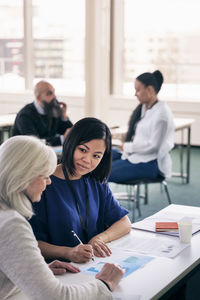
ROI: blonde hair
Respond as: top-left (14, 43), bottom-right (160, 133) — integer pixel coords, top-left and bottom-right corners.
top-left (0, 136), bottom-right (57, 219)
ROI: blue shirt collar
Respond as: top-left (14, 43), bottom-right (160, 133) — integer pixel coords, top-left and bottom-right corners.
top-left (33, 99), bottom-right (45, 115)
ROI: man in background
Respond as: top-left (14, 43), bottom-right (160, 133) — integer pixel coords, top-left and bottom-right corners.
top-left (12, 81), bottom-right (73, 146)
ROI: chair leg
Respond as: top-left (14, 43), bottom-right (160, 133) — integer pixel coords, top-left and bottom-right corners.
top-left (162, 180), bottom-right (172, 204)
top-left (129, 186), bottom-right (135, 222)
top-left (134, 185), bottom-right (142, 217)
top-left (144, 184), bottom-right (148, 204)
top-left (126, 185), bottom-right (132, 211)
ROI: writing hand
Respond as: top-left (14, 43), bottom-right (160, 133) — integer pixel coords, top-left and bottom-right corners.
top-left (67, 244), bottom-right (94, 263)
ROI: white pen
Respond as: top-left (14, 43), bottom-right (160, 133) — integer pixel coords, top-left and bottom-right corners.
top-left (71, 230), bottom-right (94, 261)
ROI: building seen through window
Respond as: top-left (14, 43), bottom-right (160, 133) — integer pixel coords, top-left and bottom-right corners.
top-left (0, 0), bottom-right (85, 94)
top-left (123, 0), bottom-right (200, 100)
top-left (0, 0), bottom-right (24, 90)
top-left (0, 0), bottom-right (200, 101)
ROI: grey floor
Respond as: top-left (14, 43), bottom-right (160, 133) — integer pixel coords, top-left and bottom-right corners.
top-left (109, 146), bottom-right (200, 223)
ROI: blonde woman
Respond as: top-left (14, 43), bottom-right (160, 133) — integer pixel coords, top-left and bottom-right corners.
top-left (0, 136), bottom-right (124, 300)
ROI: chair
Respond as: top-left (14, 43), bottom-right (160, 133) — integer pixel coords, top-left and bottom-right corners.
top-left (113, 174), bottom-right (172, 222)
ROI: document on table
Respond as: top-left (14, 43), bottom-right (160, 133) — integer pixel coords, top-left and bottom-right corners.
top-left (132, 210), bottom-right (200, 237)
top-left (109, 233), bottom-right (190, 258)
top-left (70, 249), bottom-right (149, 300)
top-left (74, 249), bottom-right (154, 278)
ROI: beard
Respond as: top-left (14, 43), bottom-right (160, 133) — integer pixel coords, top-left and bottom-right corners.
top-left (42, 98), bottom-right (62, 118)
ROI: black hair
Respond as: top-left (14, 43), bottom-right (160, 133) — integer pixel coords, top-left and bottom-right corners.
top-left (136, 70), bottom-right (164, 93)
top-left (125, 104), bottom-right (142, 142)
top-left (61, 117), bottom-right (112, 183)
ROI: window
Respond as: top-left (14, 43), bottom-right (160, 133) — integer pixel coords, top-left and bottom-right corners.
top-left (0, 0), bottom-right (85, 94)
top-left (113, 0), bottom-right (200, 100)
top-left (33, 0), bottom-right (85, 94)
top-left (0, 0), bottom-right (24, 90)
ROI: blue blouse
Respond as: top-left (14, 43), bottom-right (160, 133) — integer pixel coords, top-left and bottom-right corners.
top-left (29, 175), bottom-right (128, 247)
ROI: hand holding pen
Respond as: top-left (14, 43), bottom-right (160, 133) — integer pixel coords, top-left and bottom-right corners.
top-left (71, 230), bottom-right (95, 262)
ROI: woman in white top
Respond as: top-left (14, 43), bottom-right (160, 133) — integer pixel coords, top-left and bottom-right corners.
top-left (109, 70), bottom-right (174, 183)
top-left (0, 135), bottom-right (124, 300)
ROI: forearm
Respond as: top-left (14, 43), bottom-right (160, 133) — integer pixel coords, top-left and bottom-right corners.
top-left (94, 216), bottom-right (131, 243)
top-left (38, 241), bottom-right (94, 263)
top-left (124, 120), bottom-right (168, 155)
top-left (38, 240), bottom-right (70, 260)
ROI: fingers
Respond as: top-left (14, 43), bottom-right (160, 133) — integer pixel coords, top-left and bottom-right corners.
top-left (65, 264), bottom-right (80, 273)
top-left (48, 260), bottom-right (80, 275)
top-left (59, 101), bottom-right (67, 110)
top-left (78, 244), bottom-right (94, 258)
top-left (69, 244), bottom-right (94, 263)
top-left (96, 263), bottom-right (125, 292)
top-left (90, 239), bottom-right (112, 257)
top-left (51, 267), bottom-right (67, 275)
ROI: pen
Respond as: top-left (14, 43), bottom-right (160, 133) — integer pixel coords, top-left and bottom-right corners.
top-left (71, 230), bottom-right (94, 261)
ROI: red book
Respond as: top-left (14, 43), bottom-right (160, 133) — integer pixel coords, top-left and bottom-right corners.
top-left (155, 222), bottom-right (178, 232)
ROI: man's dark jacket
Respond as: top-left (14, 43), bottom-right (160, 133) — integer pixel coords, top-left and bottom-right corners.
top-left (12, 103), bottom-right (73, 146)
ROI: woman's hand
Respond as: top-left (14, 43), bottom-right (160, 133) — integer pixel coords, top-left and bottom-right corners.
top-left (88, 237), bottom-right (112, 257)
top-left (96, 263), bottom-right (125, 292)
top-left (48, 259), bottom-right (80, 275)
top-left (120, 143), bottom-right (124, 151)
top-left (67, 244), bottom-right (94, 263)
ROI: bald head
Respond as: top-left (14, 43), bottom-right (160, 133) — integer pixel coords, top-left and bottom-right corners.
top-left (34, 81), bottom-right (54, 98)
top-left (34, 81), bottom-right (56, 107)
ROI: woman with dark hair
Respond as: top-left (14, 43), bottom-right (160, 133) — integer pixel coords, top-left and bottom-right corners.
top-left (0, 135), bottom-right (124, 300)
top-left (109, 70), bottom-right (174, 183)
top-left (30, 117), bottom-right (131, 263)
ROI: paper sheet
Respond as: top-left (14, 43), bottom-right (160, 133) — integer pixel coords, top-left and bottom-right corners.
top-left (75, 250), bottom-right (154, 278)
top-left (110, 233), bottom-right (190, 258)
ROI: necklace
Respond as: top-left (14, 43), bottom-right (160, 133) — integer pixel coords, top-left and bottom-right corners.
top-left (61, 164), bottom-right (90, 242)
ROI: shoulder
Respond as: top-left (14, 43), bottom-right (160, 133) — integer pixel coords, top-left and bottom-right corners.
top-left (87, 176), bottom-right (106, 189)
top-left (0, 209), bottom-right (33, 239)
top-left (87, 178), bottom-right (111, 198)
top-left (16, 103), bottom-right (37, 117)
top-left (154, 101), bottom-right (173, 119)
top-left (157, 101), bottom-right (171, 112)
top-left (0, 209), bottom-right (23, 226)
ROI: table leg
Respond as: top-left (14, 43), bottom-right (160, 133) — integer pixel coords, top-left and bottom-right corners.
top-left (186, 126), bottom-right (191, 184)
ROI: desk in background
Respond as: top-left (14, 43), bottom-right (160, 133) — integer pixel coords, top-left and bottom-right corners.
top-left (0, 114), bottom-right (16, 144)
top-left (174, 118), bottom-right (194, 184)
top-left (111, 118), bottom-right (195, 184)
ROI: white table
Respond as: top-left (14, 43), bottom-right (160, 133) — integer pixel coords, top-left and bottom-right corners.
top-left (58, 204), bottom-right (200, 300)
top-left (9, 204), bottom-right (200, 300)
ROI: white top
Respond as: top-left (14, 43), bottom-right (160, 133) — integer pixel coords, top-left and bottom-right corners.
top-left (0, 209), bottom-right (112, 300)
top-left (122, 101), bottom-right (175, 177)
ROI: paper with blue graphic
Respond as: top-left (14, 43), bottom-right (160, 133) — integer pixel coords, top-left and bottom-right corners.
top-left (82, 253), bottom-right (154, 278)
